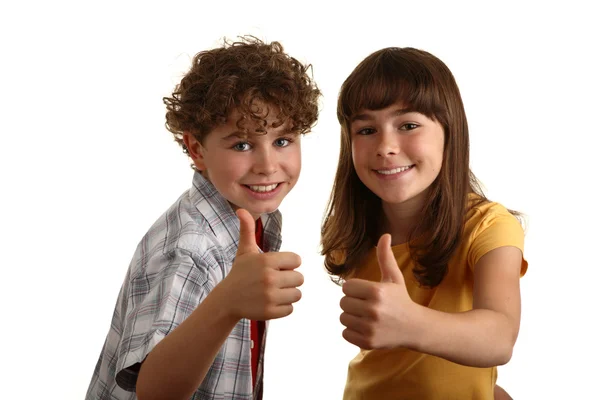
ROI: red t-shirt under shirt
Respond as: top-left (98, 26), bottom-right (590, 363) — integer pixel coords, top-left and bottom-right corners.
top-left (251, 218), bottom-right (266, 392)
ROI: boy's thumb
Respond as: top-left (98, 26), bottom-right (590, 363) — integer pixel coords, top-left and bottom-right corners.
top-left (236, 209), bottom-right (258, 255)
top-left (377, 234), bottom-right (404, 284)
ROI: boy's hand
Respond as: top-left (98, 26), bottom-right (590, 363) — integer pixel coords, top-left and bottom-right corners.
top-left (221, 208), bottom-right (304, 321)
top-left (339, 233), bottom-right (417, 349)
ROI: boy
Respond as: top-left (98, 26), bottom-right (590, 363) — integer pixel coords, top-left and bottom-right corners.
top-left (86, 36), bottom-right (320, 400)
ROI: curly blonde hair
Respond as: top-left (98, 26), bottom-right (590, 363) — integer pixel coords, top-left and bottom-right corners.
top-left (164, 36), bottom-right (321, 155)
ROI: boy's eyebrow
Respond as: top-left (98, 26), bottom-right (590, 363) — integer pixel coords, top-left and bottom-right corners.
top-left (221, 129), bottom-right (300, 141)
top-left (284, 130), bottom-right (302, 137)
top-left (220, 131), bottom-right (247, 141)
top-left (351, 108), bottom-right (412, 122)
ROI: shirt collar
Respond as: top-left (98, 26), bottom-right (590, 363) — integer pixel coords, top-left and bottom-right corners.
top-left (190, 171), bottom-right (282, 256)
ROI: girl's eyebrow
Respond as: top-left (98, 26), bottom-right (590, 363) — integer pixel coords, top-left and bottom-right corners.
top-left (351, 108), bottom-right (413, 122)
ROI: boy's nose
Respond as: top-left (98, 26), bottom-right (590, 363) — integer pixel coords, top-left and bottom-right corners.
top-left (252, 149), bottom-right (278, 175)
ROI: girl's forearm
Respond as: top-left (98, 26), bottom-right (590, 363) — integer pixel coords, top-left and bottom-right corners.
top-left (407, 305), bottom-right (518, 368)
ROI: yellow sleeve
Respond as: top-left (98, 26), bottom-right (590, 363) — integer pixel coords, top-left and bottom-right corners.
top-left (467, 207), bottom-right (528, 276)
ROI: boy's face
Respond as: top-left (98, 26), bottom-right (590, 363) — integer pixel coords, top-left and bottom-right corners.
top-left (185, 105), bottom-right (301, 220)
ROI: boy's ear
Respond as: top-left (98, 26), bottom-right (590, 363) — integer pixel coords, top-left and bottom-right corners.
top-left (182, 131), bottom-right (206, 171)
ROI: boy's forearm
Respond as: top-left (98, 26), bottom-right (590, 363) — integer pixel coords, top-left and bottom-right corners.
top-left (408, 306), bottom-right (517, 368)
top-left (136, 283), bottom-right (239, 400)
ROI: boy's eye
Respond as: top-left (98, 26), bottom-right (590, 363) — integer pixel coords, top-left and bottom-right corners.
top-left (356, 127), bottom-right (376, 135)
top-left (274, 137), bottom-right (292, 147)
top-left (232, 142), bottom-right (251, 151)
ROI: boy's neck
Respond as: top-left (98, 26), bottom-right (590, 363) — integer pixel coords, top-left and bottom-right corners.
top-left (227, 201), bottom-right (261, 221)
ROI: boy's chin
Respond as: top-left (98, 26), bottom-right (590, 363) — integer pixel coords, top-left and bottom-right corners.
top-left (229, 202), bottom-right (281, 218)
top-left (248, 205), bottom-right (280, 218)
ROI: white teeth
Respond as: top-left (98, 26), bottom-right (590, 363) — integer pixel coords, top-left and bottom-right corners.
top-left (376, 166), bottom-right (413, 175)
top-left (248, 184), bottom-right (278, 192)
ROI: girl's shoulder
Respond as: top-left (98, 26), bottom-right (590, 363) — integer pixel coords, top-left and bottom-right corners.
top-left (466, 193), bottom-right (522, 229)
top-left (463, 193), bottom-right (527, 273)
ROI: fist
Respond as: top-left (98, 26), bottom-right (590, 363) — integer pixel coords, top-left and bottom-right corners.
top-left (339, 233), bottom-right (415, 349)
top-left (223, 209), bottom-right (304, 321)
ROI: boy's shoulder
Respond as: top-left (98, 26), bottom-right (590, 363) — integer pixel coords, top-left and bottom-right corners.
top-left (129, 172), bottom-right (283, 281)
top-left (134, 173), bottom-right (239, 266)
top-left (157, 186), bottom-right (217, 255)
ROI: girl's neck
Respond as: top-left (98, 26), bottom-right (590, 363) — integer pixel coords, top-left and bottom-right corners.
top-left (380, 197), bottom-right (424, 246)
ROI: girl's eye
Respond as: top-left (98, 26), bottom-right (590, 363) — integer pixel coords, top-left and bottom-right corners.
top-left (232, 142), bottom-right (251, 151)
top-left (401, 123), bottom-right (419, 131)
top-left (356, 127), bottom-right (376, 135)
top-left (274, 137), bottom-right (292, 147)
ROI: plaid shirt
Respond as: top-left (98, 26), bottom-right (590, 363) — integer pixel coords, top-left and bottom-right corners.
top-left (86, 172), bottom-right (282, 400)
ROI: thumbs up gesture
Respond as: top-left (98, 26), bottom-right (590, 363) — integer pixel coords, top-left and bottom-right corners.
top-left (221, 209), bottom-right (304, 321)
top-left (339, 234), bottom-right (416, 349)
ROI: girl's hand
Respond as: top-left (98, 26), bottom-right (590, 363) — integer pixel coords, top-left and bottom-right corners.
top-left (339, 233), bottom-right (417, 349)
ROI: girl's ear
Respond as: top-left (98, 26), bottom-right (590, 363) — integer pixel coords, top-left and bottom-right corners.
top-left (182, 132), bottom-right (206, 171)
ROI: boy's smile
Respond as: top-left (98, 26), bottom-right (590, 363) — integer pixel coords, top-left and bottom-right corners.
top-left (184, 104), bottom-right (301, 220)
top-left (241, 182), bottom-right (285, 200)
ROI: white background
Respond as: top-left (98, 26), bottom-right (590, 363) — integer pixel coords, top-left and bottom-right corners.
top-left (1, 1), bottom-right (599, 398)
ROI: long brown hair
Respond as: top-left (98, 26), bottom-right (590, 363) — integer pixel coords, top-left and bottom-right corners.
top-left (321, 47), bottom-right (487, 288)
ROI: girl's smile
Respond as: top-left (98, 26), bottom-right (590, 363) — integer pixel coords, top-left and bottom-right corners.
top-left (351, 103), bottom-right (444, 209)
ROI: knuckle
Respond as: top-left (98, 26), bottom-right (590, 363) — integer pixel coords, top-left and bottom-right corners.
top-left (263, 257), bottom-right (276, 270)
top-left (264, 289), bottom-right (277, 304)
top-left (371, 286), bottom-right (385, 301)
top-left (370, 304), bottom-right (383, 321)
top-left (363, 323), bottom-right (376, 337)
top-left (360, 329), bottom-right (376, 347)
top-left (262, 270), bottom-right (277, 287)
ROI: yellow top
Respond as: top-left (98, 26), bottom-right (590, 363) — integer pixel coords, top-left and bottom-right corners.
top-left (343, 199), bottom-right (528, 400)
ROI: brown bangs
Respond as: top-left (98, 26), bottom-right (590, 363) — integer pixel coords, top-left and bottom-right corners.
top-left (338, 48), bottom-right (444, 126)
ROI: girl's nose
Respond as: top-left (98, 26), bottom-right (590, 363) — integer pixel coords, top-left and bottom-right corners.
top-left (376, 129), bottom-right (399, 157)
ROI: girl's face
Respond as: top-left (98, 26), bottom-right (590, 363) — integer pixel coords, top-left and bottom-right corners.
top-left (350, 102), bottom-right (445, 211)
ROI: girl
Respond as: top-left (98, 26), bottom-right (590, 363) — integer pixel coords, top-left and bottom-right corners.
top-left (321, 47), bottom-right (527, 400)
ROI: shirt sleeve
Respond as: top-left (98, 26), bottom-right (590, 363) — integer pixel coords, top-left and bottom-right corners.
top-left (114, 246), bottom-right (218, 391)
top-left (467, 207), bottom-right (528, 276)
